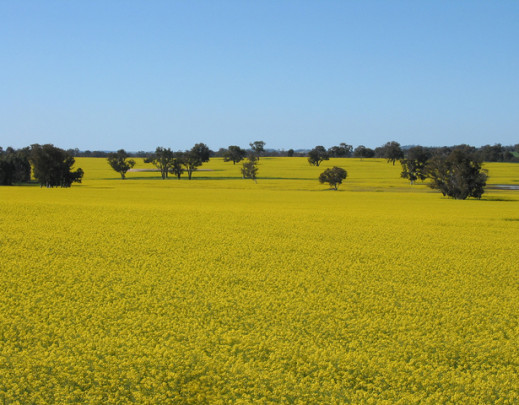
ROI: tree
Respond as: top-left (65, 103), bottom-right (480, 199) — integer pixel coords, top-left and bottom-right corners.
top-left (400, 146), bottom-right (431, 184)
top-left (223, 145), bottom-right (247, 165)
top-left (182, 143), bottom-right (211, 180)
top-left (308, 146), bottom-right (329, 166)
top-left (328, 143), bottom-right (353, 158)
top-left (144, 147), bottom-right (175, 179)
top-left (425, 149), bottom-right (488, 199)
top-left (30, 144), bottom-right (84, 188)
top-left (249, 141), bottom-right (265, 160)
top-left (381, 141), bottom-right (404, 165)
top-left (241, 155), bottom-right (258, 182)
top-left (477, 144), bottom-right (505, 162)
top-left (287, 149), bottom-right (295, 157)
top-left (107, 149), bottom-right (136, 179)
top-left (169, 152), bottom-right (185, 179)
top-left (319, 166), bottom-right (348, 190)
top-left (353, 145), bottom-right (375, 160)
top-left (0, 147), bottom-right (31, 185)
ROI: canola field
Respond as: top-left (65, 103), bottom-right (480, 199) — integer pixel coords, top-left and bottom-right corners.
top-left (1, 157), bottom-right (519, 404)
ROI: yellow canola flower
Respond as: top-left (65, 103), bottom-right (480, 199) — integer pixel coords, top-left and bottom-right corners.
top-left (0, 157), bottom-right (518, 403)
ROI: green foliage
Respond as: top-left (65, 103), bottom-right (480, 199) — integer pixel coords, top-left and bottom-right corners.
top-left (249, 141), bottom-right (266, 160)
top-left (169, 152), bottom-right (185, 179)
top-left (241, 156), bottom-right (258, 182)
top-left (426, 149), bottom-right (488, 199)
top-left (183, 143), bottom-right (211, 180)
top-left (30, 144), bottom-right (84, 187)
top-left (353, 145), bottom-right (375, 159)
top-left (107, 149), bottom-right (136, 179)
top-left (328, 143), bottom-right (353, 157)
top-left (400, 146), bottom-right (431, 184)
top-left (144, 147), bottom-right (174, 179)
top-left (223, 145), bottom-right (247, 165)
top-left (319, 166), bottom-right (348, 190)
top-left (0, 147), bottom-right (31, 185)
top-left (308, 146), bottom-right (329, 166)
top-left (381, 141), bottom-right (404, 165)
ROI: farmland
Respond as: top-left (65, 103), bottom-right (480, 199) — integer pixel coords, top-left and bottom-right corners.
top-left (1, 157), bottom-right (519, 403)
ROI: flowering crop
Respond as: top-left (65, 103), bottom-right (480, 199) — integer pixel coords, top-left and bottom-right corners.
top-left (1, 158), bottom-right (518, 403)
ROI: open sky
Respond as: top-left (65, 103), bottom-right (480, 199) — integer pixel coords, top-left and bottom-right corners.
top-left (1, 1), bottom-right (518, 151)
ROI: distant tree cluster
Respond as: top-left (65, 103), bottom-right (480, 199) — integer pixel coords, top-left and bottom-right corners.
top-left (400, 145), bottom-right (488, 199)
top-left (30, 144), bottom-right (84, 187)
top-left (107, 143), bottom-right (212, 181)
top-left (1, 144), bottom-right (84, 187)
top-left (3, 139), bottom-right (516, 200)
top-left (0, 147), bottom-right (31, 185)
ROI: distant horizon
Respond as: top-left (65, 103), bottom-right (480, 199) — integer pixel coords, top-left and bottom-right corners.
top-left (2, 140), bottom-right (519, 153)
top-left (2, 1), bottom-right (517, 151)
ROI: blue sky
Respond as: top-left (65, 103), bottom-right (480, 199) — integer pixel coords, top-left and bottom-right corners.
top-left (1, 1), bottom-right (518, 151)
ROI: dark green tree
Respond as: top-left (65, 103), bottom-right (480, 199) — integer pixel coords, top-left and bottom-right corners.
top-left (182, 143), bottom-right (211, 180)
top-left (308, 146), bottom-right (329, 166)
top-left (328, 143), bottom-right (353, 158)
top-left (223, 145), bottom-right (247, 164)
top-left (144, 147), bottom-right (175, 179)
top-left (381, 141), bottom-right (404, 165)
top-left (107, 149), bottom-right (136, 179)
top-left (287, 149), bottom-right (295, 157)
top-left (319, 166), bottom-right (348, 190)
top-left (0, 147), bottom-right (31, 185)
top-left (169, 152), bottom-right (185, 179)
top-left (400, 146), bottom-right (431, 184)
top-left (353, 145), bottom-right (375, 160)
top-left (241, 155), bottom-right (258, 182)
top-left (30, 144), bottom-right (84, 188)
top-left (426, 149), bottom-right (488, 199)
top-left (249, 141), bottom-right (266, 160)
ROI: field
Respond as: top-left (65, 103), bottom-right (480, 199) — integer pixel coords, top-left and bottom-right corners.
top-left (1, 157), bottom-right (519, 403)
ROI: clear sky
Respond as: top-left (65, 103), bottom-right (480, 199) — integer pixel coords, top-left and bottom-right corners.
top-left (1, 1), bottom-right (518, 151)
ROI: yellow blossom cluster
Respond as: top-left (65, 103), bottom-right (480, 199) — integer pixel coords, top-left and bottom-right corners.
top-left (1, 158), bottom-right (518, 403)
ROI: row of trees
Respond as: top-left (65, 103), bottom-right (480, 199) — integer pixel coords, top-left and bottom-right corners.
top-left (0, 145), bottom-right (83, 187)
top-left (316, 146), bottom-right (489, 199)
top-left (108, 142), bottom-right (267, 181)
top-left (307, 142), bottom-right (404, 166)
top-left (0, 141), bottom-right (506, 199)
top-left (47, 141), bottom-right (519, 162)
top-left (108, 143), bottom-right (212, 180)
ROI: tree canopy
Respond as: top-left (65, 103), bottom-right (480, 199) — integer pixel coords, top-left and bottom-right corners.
top-left (107, 149), bottom-right (136, 179)
top-left (249, 141), bottom-right (266, 160)
top-left (0, 147), bottom-right (31, 185)
top-left (144, 147), bottom-right (174, 179)
top-left (183, 143), bottom-right (211, 180)
top-left (319, 166), bottom-right (348, 190)
top-left (426, 149), bottom-right (487, 199)
top-left (223, 145), bottom-right (247, 165)
top-left (30, 144), bottom-right (84, 188)
top-left (241, 156), bottom-right (259, 182)
top-left (400, 146), bottom-right (431, 184)
top-left (328, 143), bottom-right (353, 158)
top-left (353, 145), bottom-right (375, 159)
top-left (308, 146), bottom-right (329, 166)
top-left (380, 141), bottom-right (404, 165)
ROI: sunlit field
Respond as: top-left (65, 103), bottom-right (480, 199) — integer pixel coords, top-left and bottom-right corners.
top-left (1, 157), bottom-right (519, 403)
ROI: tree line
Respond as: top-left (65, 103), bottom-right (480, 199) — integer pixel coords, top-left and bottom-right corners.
top-left (0, 144), bottom-right (83, 187)
top-left (2, 140), bottom-right (517, 200)
top-left (108, 142), bottom-right (264, 181)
